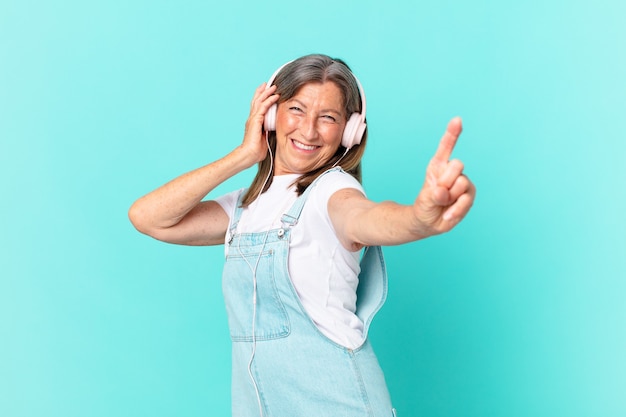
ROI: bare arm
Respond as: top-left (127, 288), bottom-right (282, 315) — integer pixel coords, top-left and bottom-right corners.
top-left (329, 117), bottom-right (476, 251)
top-left (128, 83), bottom-right (279, 245)
top-left (128, 151), bottom-right (252, 245)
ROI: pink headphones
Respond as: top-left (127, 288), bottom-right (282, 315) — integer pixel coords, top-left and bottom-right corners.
top-left (263, 60), bottom-right (367, 150)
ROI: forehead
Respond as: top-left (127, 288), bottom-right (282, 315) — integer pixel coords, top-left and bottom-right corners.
top-left (290, 82), bottom-right (345, 111)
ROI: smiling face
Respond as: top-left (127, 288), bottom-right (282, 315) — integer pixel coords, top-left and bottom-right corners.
top-left (273, 82), bottom-right (347, 176)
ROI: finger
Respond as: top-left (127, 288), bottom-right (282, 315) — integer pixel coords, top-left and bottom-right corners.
top-left (250, 84), bottom-right (277, 108)
top-left (261, 83), bottom-right (277, 97)
top-left (250, 85), bottom-right (279, 118)
top-left (258, 92), bottom-right (280, 118)
top-left (443, 181), bottom-right (476, 222)
top-left (432, 117), bottom-right (463, 163)
top-left (448, 174), bottom-right (471, 202)
top-left (431, 185), bottom-right (451, 206)
top-left (436, 159), bottom-right (464, 189)
top-left (431, 172), bottom-right (469, 207)
top-left (251, 83), bottom-right (268, 102)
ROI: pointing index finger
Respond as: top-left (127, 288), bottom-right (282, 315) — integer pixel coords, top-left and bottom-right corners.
top-left (433, 117), bottom-right (463, 162)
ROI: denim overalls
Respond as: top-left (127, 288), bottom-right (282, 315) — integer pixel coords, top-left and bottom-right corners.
top-left (222, 170), bottom-right (396, 416)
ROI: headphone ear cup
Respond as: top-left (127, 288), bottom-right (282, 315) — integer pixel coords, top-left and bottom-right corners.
top-left (264, 61), bottom-right (293, 132)
top-left (264, 103), bottom-right (277, 132)
top-left (342, 112), bottom-right (366, 149)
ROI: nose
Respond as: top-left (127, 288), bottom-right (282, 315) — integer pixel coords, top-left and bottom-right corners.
top-left (299, 114), bottom-right (319, 140)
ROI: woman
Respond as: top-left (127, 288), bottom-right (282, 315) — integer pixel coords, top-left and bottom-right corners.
top-left (129, 54), bottom-right (475, 416)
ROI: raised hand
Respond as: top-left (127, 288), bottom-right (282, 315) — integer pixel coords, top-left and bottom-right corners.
top-left (413, 117), bottom-right (476, 236)
top-left (240, 83), bottom-right (280, 165)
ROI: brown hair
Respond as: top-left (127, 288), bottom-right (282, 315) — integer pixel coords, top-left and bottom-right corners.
top-left (241, 54), bottom-right (368, 207)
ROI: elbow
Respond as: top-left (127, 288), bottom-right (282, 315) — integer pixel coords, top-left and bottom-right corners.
top-left (128, 201), bottom-right (174, 242)
top-left (128, 201), bottom-right (150, 235)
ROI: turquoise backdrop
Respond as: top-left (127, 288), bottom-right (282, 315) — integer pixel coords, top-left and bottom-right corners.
top-left (2, 0), bottom-right (624, 416)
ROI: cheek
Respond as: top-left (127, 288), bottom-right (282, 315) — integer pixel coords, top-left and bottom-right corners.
top-left (323, 125), bottom-right (345, 145)
top-left (276, 113), bottom-right (297, 133)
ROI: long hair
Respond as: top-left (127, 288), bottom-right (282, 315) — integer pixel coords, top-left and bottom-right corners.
top-left (241, 54), bottom-right (368, 207)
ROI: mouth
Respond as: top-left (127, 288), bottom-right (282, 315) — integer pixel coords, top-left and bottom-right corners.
top-left (291, 139), bottom-right (319, 151)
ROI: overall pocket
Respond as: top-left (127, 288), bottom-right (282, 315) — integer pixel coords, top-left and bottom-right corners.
top-left (222, 250), bottom-right (290, 341)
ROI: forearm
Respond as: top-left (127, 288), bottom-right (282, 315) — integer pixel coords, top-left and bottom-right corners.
top-left (128, 146), bottom-right (254, 232)
top-left (353, 201), bottom-right (434, 247)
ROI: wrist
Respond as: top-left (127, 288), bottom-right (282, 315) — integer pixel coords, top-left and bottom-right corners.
top-left (230, 145), bottom-right (261, 170)
top-left (410, 200), bottom-right (440, 239)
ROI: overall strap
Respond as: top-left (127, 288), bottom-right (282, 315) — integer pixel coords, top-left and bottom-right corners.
top-left (229, 188), bottom-right (248, 236)
top-left (281, 167), bottom-right (343, 227)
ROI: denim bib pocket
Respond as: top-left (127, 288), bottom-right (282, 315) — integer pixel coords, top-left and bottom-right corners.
top-left (223, 249), bottom-right (290, 341)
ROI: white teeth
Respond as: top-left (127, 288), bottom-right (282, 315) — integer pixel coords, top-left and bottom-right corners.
top-left (293, 140), bottom-right (316, 151)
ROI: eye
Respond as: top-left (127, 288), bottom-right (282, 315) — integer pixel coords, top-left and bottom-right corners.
top-left (322, 114), bottom-right (337, 122)
top-left (289, 106), bottom-right (303, 113)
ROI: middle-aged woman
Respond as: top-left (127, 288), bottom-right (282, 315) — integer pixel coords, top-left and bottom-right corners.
top-left (129, 54), bottom-right (475, 416)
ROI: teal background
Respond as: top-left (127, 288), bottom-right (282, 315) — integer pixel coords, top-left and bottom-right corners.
top-left (2, 0), bottom-right (624, 416)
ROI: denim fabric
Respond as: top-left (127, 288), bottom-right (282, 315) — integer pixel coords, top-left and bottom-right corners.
top-left (222, 169), bottom-right (395, 416)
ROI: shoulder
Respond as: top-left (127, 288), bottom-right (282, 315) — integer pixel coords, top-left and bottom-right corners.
top-left (305, 170), bottom-right (366, 223)
top-left (312, 169), bottom-right (365, 202)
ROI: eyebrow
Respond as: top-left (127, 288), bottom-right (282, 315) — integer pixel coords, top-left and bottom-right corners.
top-left (289, 98), bottom-right (343, 116)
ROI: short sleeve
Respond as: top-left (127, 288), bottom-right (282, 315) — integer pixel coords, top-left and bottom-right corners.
top-left (313, 170), bottom-right (365, 205)
top-left (214, 188), bottom-right (243, 220)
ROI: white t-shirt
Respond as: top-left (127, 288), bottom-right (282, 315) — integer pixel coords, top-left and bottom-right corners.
top-left (215, 170), bottom-right (366, 349)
